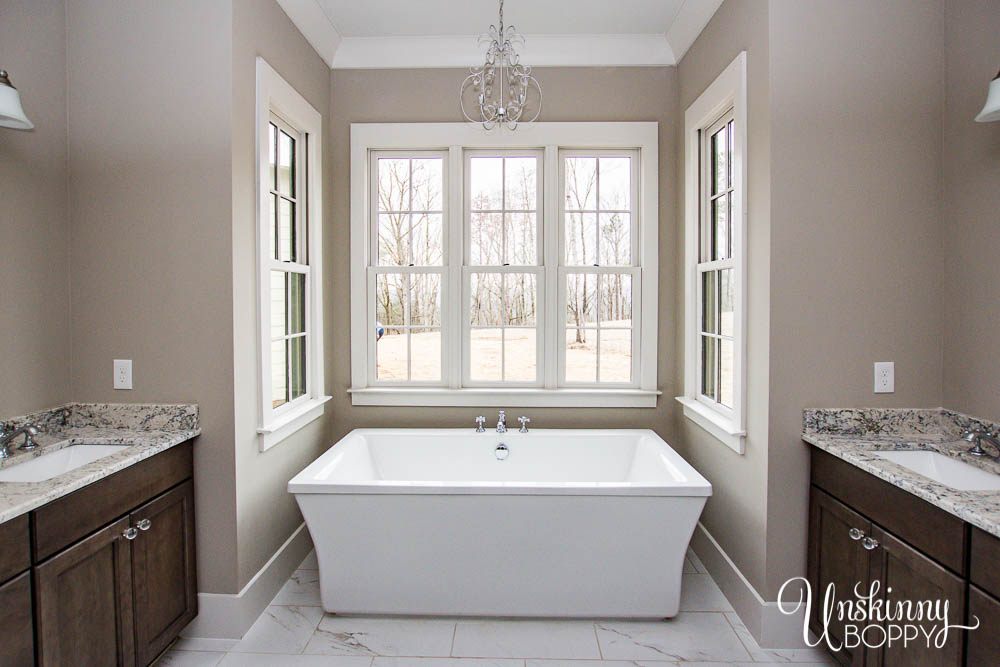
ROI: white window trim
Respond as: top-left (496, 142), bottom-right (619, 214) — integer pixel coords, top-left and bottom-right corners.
top-left (255, 57), bottom-right (329, 451)
top-left (676, 51), bottom-right (748, 454)
top-left (350, 122), bottom-right (659, 408)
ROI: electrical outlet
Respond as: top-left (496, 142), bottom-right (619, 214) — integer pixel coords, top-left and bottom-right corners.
top-left (113, 359), bottom-right (133, 390)
top-left (874, 362), bottom-right (894, 393)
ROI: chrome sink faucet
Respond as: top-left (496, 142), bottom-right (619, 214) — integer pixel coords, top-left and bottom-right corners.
top-left (0, 422), bottom-right (40, 459)
top-left (963, 429), bottom-right (1000, 458)
top-left (496, 410), bottom-right (507, 433)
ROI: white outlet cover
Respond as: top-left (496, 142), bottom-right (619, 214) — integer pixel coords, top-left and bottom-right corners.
top-left (114, 359), bottom-right (133, 390)
top-left (874, 361), bottom-right (894, 394)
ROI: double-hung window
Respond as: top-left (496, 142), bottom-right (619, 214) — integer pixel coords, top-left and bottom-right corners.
top-left (255, 58), bottom-right (327, 450)
top-left (350, 123), bottom-right (659, 407)
top-left (678, 52), bottom-right (748, 453)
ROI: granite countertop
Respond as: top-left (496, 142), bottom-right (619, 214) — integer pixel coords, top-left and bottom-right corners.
top-left (803, 407), bottom-right (1000, 539)
top-left (0, 403), bottom-right (199, 524)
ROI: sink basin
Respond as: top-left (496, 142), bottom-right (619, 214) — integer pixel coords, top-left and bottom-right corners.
top-left (0, 445), bottom-right (129, 483)
top-left (873, 450), bottom-right (1000, 491)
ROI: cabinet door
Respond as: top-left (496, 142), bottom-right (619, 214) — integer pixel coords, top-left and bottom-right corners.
top-left (967, 586), bottom-right (1000, 665)
top-left (865, 526), bottom-right (964, 667)
top-left (808, 487), bottom-right (870, 667)
top-left (0, 571), bottom-right (35, 666)
top-left (130, 480), bottom-right (197, 666)
top-left (34, 517), bottom-right (134, 667)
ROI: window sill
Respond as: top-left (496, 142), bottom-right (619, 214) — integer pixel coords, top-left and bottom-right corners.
top-left (675, 396), bottom-right (745, 454)
top-left (257, 395), bottom-right (331, 452)
top-left (349, 387), bottom-right (660, 408)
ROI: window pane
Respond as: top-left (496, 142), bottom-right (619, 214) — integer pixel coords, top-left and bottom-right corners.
top-left (410, 273), bottom-right (441, 326)
top-left (375, 329), bottom-right (407, 380)
top-left (504, 157), bottom-right (537, 210)
top-left (504, 328), bottom-right (536, 382)
top-left (720, 338), bottom-right (734, 408)
top-left (566, 273), bottom-right (597, 326)
top-left (411, 158), bottom-right (443, 210)
top-left (289, 273), bottom-right (305, 334)
top-left (269, 193), bottom-right (277, 260)
top-left (278, 129), bottom-right (295, 197)
top-left (712, 126), bottom-right (726, 197)
top-left (470, 273), bottom-right (502, 326)
top-left (565, 212), bottom-right (597, 265)
top-left (600, 329), bottom-right (631, 383)
top-left (289, 335), bottom-right (306, 400)
top-left (504, 273), bottom-right (535, 326)
top-left (566, 329), bottom-right (597, 382)
top-left (470, 328), bottom-right (502, 381)
top-left (720, 268), bottom-right (734, 338)
top-left (713, 193), bottom-right (729, 261)
top-left (470, 157), bottom-right (503, 210)
top-left (375, 273), bottom-right (406, 328)
top-left (599, 213), bottom-right (631, 265)
top-left (564, 157), bottom-right (597, 210)
top-left (505, 213), bottom-right (537, 265)
top-left (411, 213), bottom-right (443, 266)
top-left (277, 197), bottom-right (295, 262)
top-left (701, 335), bottom-right (717, 400)
top-left (377, 213), bottom-right (409, 266)
top-left (268, 123), bottom-right (277, 191)
top-left (410, 328), bottom-right (441, 382)
top-left (271, 339), bottom-right (288, 407)
top-left (270, 271), bottom-right (286, 338)
top-left (377, 158), bottom-right (410, 212)
top-left (728, 120), bottom-right (735, 189)
top-left (599, 273), bottom-right (632, 326)
top-left (598, 157), bottom-right (630, 210)
top-left (701, 271), bottom-right (717, 334)
top-left (470, 212), bottom-right (503, 265)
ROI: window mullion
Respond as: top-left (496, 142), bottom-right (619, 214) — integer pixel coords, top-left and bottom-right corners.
top-left (448, 146), bottom-right (464, 389)
top-left (544, 145), bottom-right (559, 389)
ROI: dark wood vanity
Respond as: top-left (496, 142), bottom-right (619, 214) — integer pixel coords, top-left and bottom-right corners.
top-left (0, 440), bottom-right (197, 666)
top-left (808, 447), bottom-right (999, 666)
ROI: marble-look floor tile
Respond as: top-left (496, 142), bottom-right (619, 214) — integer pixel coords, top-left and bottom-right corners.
top-left (230, 605), bottom-right (324, 654)
top-left (373, 659), bottom-right (524, 666)
top-left (680, 663), bottom-right (833, 667)
top-left (596, 614), bottom-right (751, 662)
top-left (218, 653), bottom-right (373, 666)
top-left (679, 573), bottom-right (733, 612)
top-left (299, 549), bottom-right (319, 570)
top-left (304, 616), bottom-right (457, 656)
top-left (724, 613), bottom-right (838, 664)
top-left (272, 569), bottom-right (321, 606)
top-left (170, 637), bottom-right (238, 652)
top-left (153, 651), bottom-right (224, 667)
top-left (452, 620), bottom-right (601, 659)
top-left (526, 661), bottom-right (678, 666)
top-left (686, 547), bottom-right (708, 574)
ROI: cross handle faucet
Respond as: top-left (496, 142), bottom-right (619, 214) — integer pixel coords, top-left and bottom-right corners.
top-left (518, 416), bottom-right (530, 433)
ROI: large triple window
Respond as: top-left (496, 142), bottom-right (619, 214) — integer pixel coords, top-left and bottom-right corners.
top-left (350, 123), bottom-right (659, 407)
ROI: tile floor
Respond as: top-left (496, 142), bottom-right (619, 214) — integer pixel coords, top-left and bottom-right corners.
top-left (160, 549), bottom-right (836, 666)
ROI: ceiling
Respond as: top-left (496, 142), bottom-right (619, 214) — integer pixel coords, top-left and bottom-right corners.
top-left (276, 0), bottom-right (724, 69)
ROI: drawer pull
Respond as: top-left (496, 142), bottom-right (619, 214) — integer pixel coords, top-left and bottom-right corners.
top-left (848, 527), bottom-right (864, 541)
top-left (137, 519), bottom-right (152, 531)
top-left (122, 527), bottom-right (138, 540)
top-left (862, 536), bottom-right (880, 550)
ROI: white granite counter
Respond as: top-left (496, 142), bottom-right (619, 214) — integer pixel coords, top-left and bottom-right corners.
top-left (803, 408), bottom-right (1000, 539)
top-left (0, 403), bottom-right (199, 524)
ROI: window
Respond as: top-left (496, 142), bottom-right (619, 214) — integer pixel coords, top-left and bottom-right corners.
top-left (678, 52), bottom-right (747, 453)
top-left (349, 123), bottom-right (659, 407)
top-left (256, 58), bottom-right (328, 450)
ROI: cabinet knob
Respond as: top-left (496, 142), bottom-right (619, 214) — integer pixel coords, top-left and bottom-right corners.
top-left (137, 519), bottom-right (152, 531)
top-left (862, 536), bottom-right (880, 550)
top-left (122, 527), bottom-right (138, 541)
top-left (848, 527), bottom-right (864, 541)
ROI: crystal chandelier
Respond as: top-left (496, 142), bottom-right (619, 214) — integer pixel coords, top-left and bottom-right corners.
top-left (460, 0), bottom-right (541, 130)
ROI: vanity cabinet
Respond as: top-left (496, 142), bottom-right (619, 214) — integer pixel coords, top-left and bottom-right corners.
top-left (808, 448), bottom-right (977, 666)
top-left (0, 440), bottom-right (196, 667)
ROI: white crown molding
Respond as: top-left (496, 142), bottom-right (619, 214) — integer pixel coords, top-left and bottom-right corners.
top-left (665, 0), bottom-right (725, 63)
top-left (276, 0), bottom-right (342, 67)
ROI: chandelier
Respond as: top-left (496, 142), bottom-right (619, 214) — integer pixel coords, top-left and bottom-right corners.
top-left (460, 0), bottom-right (542, 130)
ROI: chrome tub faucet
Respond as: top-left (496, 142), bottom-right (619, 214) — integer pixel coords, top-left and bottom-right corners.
top-left (0, 422), bottom-right (40, 459)
top-left (496, 410), bottom-right (507, 433)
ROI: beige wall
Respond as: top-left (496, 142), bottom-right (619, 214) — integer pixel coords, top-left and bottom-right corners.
top-left (942, 0), bottom-right (1000, 421)
top-left (65, 0), bottom-right (239, 593)
top-left (231, 0), bottom-right (333, 589)
top-left (674, 0), bottom-right (772, 597)
top-left (327, 67), bottom-right (680, 438)
top-left (0, 0), bottom-right (71, 417)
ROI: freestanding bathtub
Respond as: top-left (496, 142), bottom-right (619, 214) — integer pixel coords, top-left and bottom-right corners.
top-left (288, 428), bottom-right (711, 618)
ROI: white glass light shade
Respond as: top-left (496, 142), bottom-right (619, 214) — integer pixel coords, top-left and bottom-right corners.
top-left (975, 71), bottom-right (1000, 123)
top-left (0, 71), bottom-right (34, 130)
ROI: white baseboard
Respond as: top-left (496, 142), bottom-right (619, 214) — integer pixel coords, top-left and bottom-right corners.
top-left (181, 522), bottom-right (313, 639)
top-left (690, 522), bottom-right (807, 649)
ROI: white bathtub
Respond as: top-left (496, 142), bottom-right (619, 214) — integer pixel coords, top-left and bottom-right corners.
top-left (288, 428), bottom-right (711, 618)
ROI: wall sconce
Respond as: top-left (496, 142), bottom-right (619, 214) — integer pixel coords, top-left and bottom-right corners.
top-left (975, 67), bottom-right (1000, 123)
top-left (0, 69), bottom-right (34, 130)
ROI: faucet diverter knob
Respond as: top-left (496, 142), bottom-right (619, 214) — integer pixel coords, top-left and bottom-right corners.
top-left (518, 416), bottom-right (530, 433)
